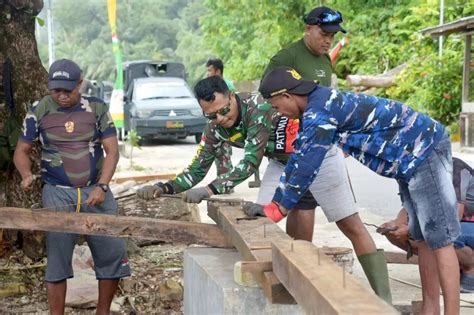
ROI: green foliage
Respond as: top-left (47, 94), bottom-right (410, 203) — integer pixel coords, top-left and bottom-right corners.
top-left (175, 0), bottom-right (215, 85)
top-left (126, 130), bottom-right (141, 168)
top-left (386, 49), bottom-right (463, 126)
top-left (201, 0), bottom-right (314, 80)
top-left (36, 17), bottom-right (45, 27)
top-left (201, 0), bottom-right (472, 127)
top-left (35, 0), bottom-right (473, 128)
top-left (35, 0), bottom-right (215, 86)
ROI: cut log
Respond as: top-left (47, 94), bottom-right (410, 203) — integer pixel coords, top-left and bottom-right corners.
top-left (110, 180), bottom-right (137, 195)
top-left (0, 207), bottom-right (231, 248)
top-left (346, 75), bottom-right (396, 88)
top-left (272, 240), bottom-right (398, 314)
top-left (112, 173), bottom-right (175, 184)
top-left (346, 63), bottom-right (407, 88)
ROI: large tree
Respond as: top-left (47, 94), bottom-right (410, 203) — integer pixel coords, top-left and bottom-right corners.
top-left (0, 0), bottom-right (47, 258)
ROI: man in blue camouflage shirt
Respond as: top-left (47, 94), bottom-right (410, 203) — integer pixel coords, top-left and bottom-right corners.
top-left (258, 66), bottom-right (461, 314)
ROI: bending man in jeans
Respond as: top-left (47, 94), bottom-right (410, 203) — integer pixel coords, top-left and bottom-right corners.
top-left (380, 157), bottom-right (474, 294)
top-left (137, 76), bottom-right (392, 303)
top-left (14, 59), bottom-right (131, 314)
top-left (259, 66), bottom-right (461, 314)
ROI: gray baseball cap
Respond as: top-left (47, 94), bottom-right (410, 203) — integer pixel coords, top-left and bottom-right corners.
top-left (48, 59), bottom-right (81, 91)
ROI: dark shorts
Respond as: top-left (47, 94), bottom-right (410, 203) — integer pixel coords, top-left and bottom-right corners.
top-left (42, 184), bottom-right (131, 282)
top-left (398, 136), bottom-right (461, 249)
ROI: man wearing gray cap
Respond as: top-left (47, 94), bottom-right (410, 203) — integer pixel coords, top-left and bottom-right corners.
top-left (14, 59), bottom-right (130, 314)
top-left (263, 6), bottom-right (346, 86)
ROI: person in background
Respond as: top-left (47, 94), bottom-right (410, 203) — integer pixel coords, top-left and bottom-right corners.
top-left (14, 59), bottom-right (131, 314)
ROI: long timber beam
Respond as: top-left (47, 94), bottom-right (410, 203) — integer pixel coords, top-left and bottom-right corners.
top-left (0, 207), bottom-right (231, 248)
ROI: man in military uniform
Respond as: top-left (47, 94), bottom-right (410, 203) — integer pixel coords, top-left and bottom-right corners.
top-left (204, 58), bottom-right (234, 180)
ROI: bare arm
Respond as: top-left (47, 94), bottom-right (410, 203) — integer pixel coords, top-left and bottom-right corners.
top-left (13, 140), bottom-right (34, 191)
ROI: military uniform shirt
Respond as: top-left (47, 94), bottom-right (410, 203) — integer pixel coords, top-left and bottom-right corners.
top-left (170, 96), bottom-right (299, 194)
top-left (263, 39), bottom-right (333, 87)
top-left (20, 95), bottom-right (116, 187)
top-left (275, 86), bottom-right (446, 210)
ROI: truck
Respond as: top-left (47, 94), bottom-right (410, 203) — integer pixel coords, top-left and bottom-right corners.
top-left (121, 60), bottom-right (206, 143)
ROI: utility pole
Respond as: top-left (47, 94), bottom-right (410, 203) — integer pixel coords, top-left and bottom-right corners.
top-left (439, 0), bottom-right (444, 58)
top-left (47, 0), bottom-right (55, 66)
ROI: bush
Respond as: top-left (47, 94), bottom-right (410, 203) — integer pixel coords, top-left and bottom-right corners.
top-left (385, 49), bottom-right (463, 126)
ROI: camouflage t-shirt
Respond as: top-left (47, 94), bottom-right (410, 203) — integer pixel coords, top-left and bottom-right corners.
top-left (275, 86), bottom-right (446, 210)
top-left (20, 95), bottom-right (116, 187)
top-left (170, 96), bottom-right (299, 194)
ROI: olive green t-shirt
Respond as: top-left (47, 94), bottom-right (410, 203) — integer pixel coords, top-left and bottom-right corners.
top-left (263, 38), bottom-right (333, 87)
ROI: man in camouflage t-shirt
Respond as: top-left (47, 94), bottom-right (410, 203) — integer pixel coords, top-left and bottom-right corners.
top-left (259, 66), bottom-right (461, 314)
top-left (14, 59), bottom-right (130, 314)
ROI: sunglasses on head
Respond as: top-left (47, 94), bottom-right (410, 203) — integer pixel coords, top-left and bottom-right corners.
top-left (203, 96), bottom-right (232, 120)
top-left (304, 10), bottom-right (343, 25)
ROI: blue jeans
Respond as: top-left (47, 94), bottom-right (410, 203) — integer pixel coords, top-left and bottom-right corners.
top-left (398, 135), bottom-right (461, 249)
top-left (453, 222), bottom-right (474, 249)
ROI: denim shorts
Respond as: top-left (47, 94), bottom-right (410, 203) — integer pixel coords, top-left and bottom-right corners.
top-left (398, 135), bottom-right (461, 249)
top-left (42, 184), bottom-right (131, 282)
top-left (257, 145), bottom-right (357, 222)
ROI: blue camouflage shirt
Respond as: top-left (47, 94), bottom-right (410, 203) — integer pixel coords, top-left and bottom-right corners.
top-left (274, 86), bottom-right (446, 210)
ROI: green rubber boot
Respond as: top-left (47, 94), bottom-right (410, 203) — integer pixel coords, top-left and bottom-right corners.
top-left (358, 249), bottom-right (392, 304)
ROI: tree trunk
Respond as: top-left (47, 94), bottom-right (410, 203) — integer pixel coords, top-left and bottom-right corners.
top-left (0, 0), bottom-right (48, 259)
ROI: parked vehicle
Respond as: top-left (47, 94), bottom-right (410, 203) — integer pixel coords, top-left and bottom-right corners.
top-left (125, 77), bottom-right (206, 143)
top-left (122, 60), bottom-right (186, 93)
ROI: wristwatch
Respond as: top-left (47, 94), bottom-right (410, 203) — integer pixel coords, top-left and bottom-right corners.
top-left (97, 183), bottom-right (109, 193)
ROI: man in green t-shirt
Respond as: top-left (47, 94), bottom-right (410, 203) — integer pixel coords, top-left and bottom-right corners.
top-left (204, 58), bottom-right (234, 179)
top-left (263, 6), bottom-right (346, 86)
top-left (261, 7), bottom-right (392, 304)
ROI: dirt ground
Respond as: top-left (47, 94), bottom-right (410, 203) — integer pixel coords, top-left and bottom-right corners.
top-left (0, 194), bottom-right (196, 314)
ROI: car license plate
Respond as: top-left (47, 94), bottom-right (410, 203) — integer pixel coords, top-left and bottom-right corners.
top-left (166, 121), bottom-right (184, 128)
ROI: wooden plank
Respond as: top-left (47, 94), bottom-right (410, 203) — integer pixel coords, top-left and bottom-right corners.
top-left (0, 207), bottom-right (231, 248)
top-left (272, 240), bottom-right (397, 314)
top-left (207, 202), bottom-right (295, 304)
top-left (112, 173), bottom-right (176, 184)
top-left (384, 251), bottom-right (418, 265)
